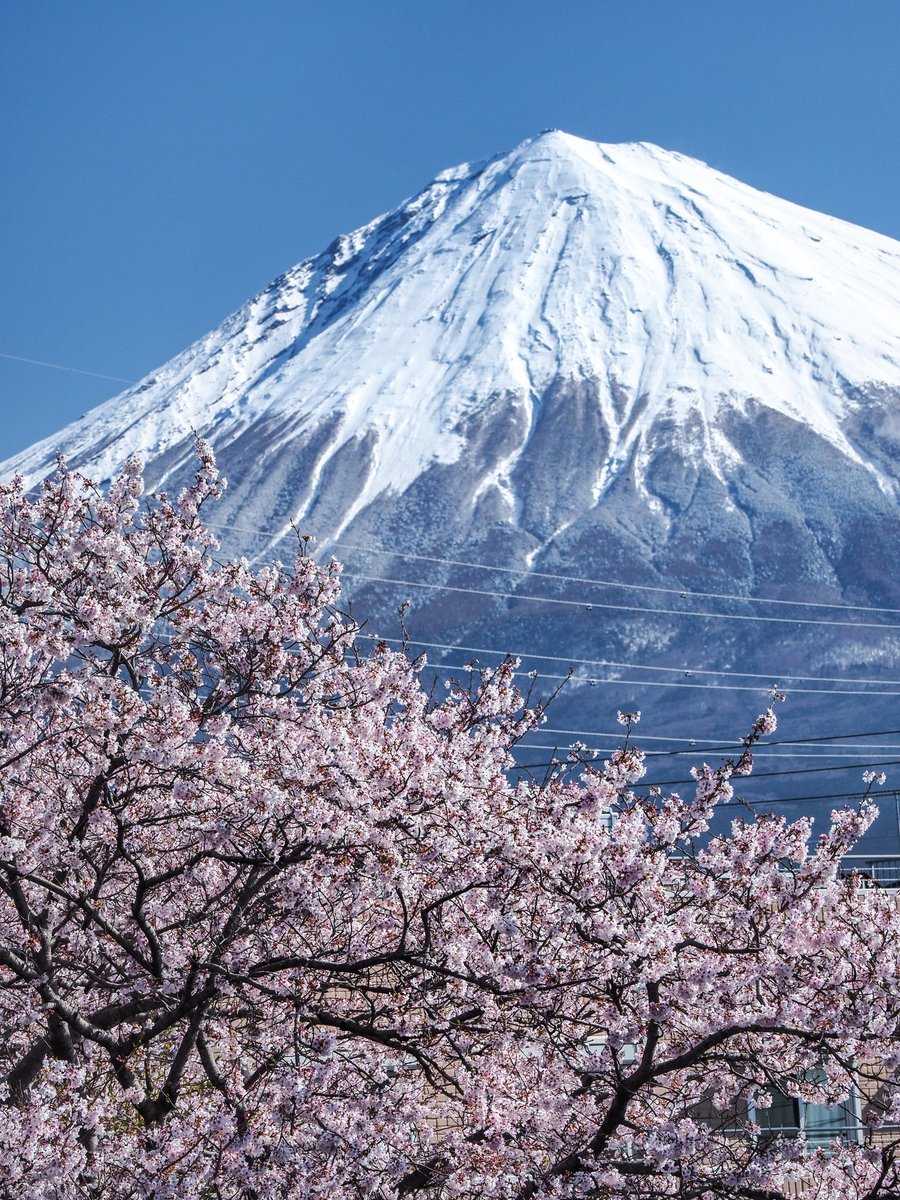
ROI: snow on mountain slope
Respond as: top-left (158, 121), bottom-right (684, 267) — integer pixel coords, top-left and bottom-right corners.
top-left (4, 131), bottom-right (900, 787)
top-left (5, 130), bottom-right (900, 536)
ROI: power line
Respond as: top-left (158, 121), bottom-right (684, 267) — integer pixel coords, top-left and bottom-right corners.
top-left (503, 754), bottom-right (899, 807)
top-left (341, 571), bottom-right (900, 633)
top-left (503, 780), bottom-right (900, 810)
top-left (205, 518), bottom-right (900, 619)
top-left (426, 663), bottom-right (900, 755)
top-left (663, 727), bottom-right (900, 750)
top-left (405, 641), bottom-right (900, 742)
top-left (505, 753), bottom-right (898, 800)
top-left (726, 789), bottom-right (897, 808)
top-left (378, 635), bottom-right (900, 690)
top-left (426, 660), bottom-right (900, 698)
top-left (329, 539), bottom-right (900, 618)
top-left (626, 760), bottom-right (900, 789)
top-left (518, 741), bottom-right (900, 762)
top-left (528, 728), bottom-right (900, 753)
top-left (145, 631), bottom-right (900, 759)
top-left (0, 351), bottom-right (136, 386)
top-left (557, 741), bottom-right (900, 761)
top-left (145, 624), bottom-right (900, 750)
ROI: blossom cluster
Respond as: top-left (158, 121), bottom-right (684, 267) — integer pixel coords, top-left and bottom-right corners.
top-left (1, 450), bottom-right (899, 1199)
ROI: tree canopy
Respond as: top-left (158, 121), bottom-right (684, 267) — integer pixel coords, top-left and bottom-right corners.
top-left (2, 446), bottom-right (899, 1199)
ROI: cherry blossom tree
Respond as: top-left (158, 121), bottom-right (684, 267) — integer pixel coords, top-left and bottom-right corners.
top-left (2, 446), bottom-right (900, 1199)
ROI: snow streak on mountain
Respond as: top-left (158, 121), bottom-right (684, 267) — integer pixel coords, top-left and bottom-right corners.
top-left (7, 131), bottom-right (900, 518)
top-left (4, 130), bottom-right (900, 824)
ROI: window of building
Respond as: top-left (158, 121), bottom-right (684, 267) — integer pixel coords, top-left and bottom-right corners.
top-left (752, 1070), bottom-right (862, 1147)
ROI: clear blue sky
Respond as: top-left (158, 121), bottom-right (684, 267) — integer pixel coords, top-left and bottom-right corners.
top-left (2, 1), bottom-right (898, 459)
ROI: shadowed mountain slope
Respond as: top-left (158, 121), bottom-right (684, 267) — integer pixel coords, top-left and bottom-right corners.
top-left (5, 130), bottom-right (900, 845)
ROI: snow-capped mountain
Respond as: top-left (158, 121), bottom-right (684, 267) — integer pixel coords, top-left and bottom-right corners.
top-left (8, 132), bottom-right (900, 519)
top-left (4, 131), bottom-right (900, 825)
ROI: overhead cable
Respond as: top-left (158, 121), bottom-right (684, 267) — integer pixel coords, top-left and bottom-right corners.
top-left (341, 571), bottom-right (900, 633)
top-left (517, 742), bottom-right (900, 762)
top-left (375, 635), bottom-right (900, 689)
top-left (628, 759), bottom-right (900, 788)
top-left (204, 518), bottom-right (900, 618)
top-left (530, 728), bottom-right (900, 753)
top-left (330, 538), bottom-right (900, 617)
top-left (0, 351), bottom-right (136, 385)
top-left (426, 660), bottom-right (900, 698)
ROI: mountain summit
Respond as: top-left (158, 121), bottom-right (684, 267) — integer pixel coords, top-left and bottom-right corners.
top-left (4, 132), bottom-right (900, 772)
top-left (6, 132), bottom-right (900, 524)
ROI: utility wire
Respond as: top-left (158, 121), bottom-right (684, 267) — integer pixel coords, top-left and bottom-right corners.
top-left (342, 571), bottom-right (900, 633)
top-left (511, 727), bottom-right (900, 769)
top-left (427, 660), bottom-right (900, 698)
top-left (519, 743), bottom-right (900, 761)
top-left (205, 518), bottom-right (900, 619)
top-left (0, 351), bottom-right (136, 386)
top-left (709, 788), bottom-right (895, 808)
top-left (500, 778), bottom-right (900, 809)
top-left (737, 790), bottom-right (898, 807)
top-left (377, 635), bottom-right (900, 689)
top-left (330, 538), bottom-right (900, 617)
top-left (529, 728), bottom-right (900, 753)
top-left (506, 752), bottom-right (898, 797)
top-left (504, 751), bottom-right (899, 806)
top-left (584, 760), bottom-right (900, 789)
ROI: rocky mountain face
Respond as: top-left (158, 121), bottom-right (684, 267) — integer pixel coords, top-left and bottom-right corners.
top-left (5, 131), bottom-right (900, 845)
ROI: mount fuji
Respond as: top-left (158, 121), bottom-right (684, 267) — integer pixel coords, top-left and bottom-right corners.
top-left (5, 130), bottom-right (900, 829)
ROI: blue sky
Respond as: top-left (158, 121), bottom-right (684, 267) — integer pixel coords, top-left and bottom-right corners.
top-left (2, 1), bottom-right (898, 458)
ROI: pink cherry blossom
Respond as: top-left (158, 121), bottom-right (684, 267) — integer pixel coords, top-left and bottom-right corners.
top-left (1, 449), bottom-right (899, 1198)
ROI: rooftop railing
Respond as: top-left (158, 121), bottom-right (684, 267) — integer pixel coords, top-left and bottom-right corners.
top-left (839, 855), bottom-right (900, 887)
